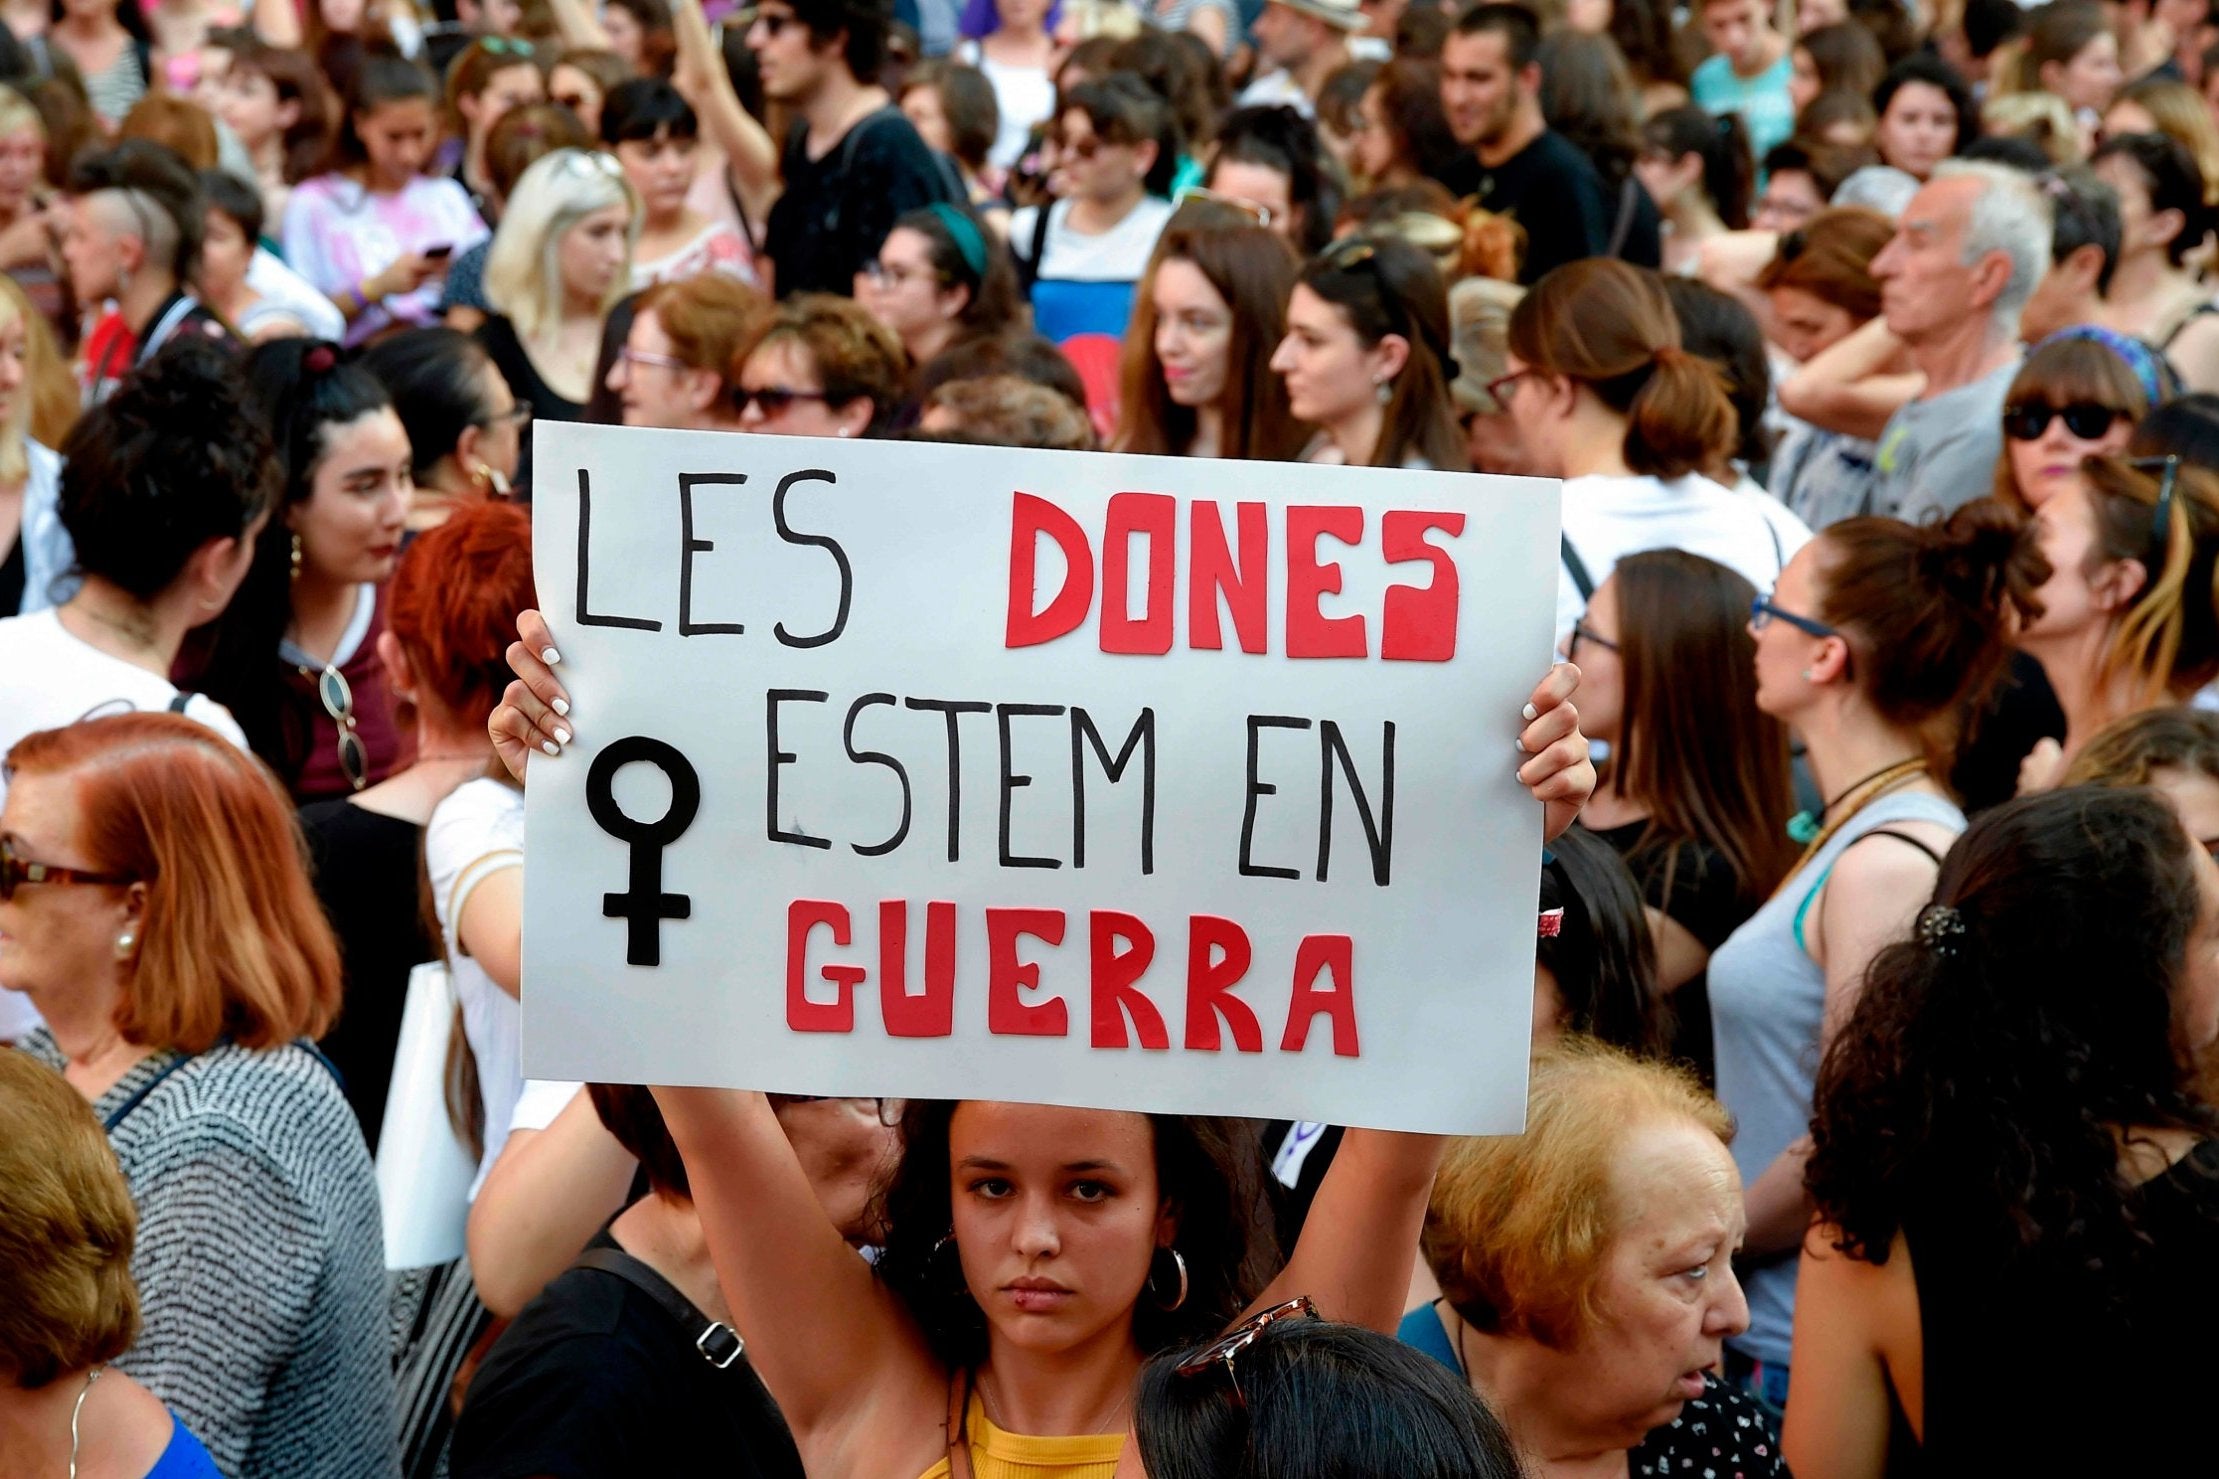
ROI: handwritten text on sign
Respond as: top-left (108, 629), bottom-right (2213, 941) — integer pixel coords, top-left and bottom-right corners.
top-left (520, 424), bottom-right (1561, 1133)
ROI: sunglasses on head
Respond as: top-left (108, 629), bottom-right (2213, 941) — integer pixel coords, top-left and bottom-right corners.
top-left (302, 662), bottom-right (368, 792)
top-left (2003, 401), bottom-right (2125, 442)
top-left (2132, 453), bottom-right (2182, 570)
top-left (1174, 1296), bottom-right (1321, 1408)
top-left (0, 836), bottom-right (137, 903)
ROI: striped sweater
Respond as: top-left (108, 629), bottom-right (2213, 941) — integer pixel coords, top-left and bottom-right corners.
top-left (18, 1034), bottom-right (401, 1479)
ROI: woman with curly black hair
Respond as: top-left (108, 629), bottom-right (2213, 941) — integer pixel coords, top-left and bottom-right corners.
top-left (1787, 786), bottom-right (2219, 1476)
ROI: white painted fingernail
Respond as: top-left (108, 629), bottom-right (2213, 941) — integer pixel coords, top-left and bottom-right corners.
top-left (1522, 703), bottom-right (1538, 721)
top-left (1516, 736), bottom-right (1530, 753)
top-left (553, 728), bottom-right (572, 746)
top-left (542, 647), bottom-right (562, 664)
top-left (551, 697), bottom-right (570, 716)
top-left (543, 741), bottom-right (561, 756)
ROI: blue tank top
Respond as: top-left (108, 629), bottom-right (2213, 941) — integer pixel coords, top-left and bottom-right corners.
top-left (1707, 789), bottom-right (1965, 1366)
top-left (148, 1412), bottom-right (223, 1478)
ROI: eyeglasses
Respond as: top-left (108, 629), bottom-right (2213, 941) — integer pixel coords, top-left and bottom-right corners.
top-left (739, 385), bottom-right (831, 416)
top-left (1179, 187), bottom-right (1272, 228)
top-left (475, 400), bottom-right (531, 430)
top-left (2133, 453), bottom-right (2182, 569)
top-left (0, 836), bottom-right (137, 903)
top-left (861, 258), bottom-right (933, 289)
top-left (618, 346), bottom-right (691, 372)
top-left (301, 662), bottom-right (368, 792)
top-left (1173, 1296), bottom-right (1320, 1407)
top-left (2003, 401), bottom-right (2125, 442)
top-left (553, 92), bottom-right (591, 113)
top-left (1570, 620), bottom-right (1619, 654)
top-left (1484, 367), bottom-right (1533, 407)
top-left (1750, 592), bottom-right (1841, 641)
top-left (1056, 133), bottom-right (1108, 160)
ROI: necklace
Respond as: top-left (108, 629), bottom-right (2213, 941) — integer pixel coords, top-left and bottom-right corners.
top-left (68, 1365), bottom-right (102, 1479)
top-left (1785, 756), bottom-right (1930, 878)
top-left (1785, 755), bottom-right (1928, 844)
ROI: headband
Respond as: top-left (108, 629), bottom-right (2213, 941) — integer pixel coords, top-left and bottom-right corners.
top-left (2034, 324), bottom-right (2177, 408)
top-left (926, 202), bottom-right (989, 281)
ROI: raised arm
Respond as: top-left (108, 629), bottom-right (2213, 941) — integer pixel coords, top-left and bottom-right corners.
top-left (466, 1086), bottom-right (638, 1318)
top-left (252, 0), bottom-right (303, 48)
top-left (1252, 1128), bottom-right (1447, 1332)
top-left (653, 1086), bottom-right (937, 1440)
top-left (541, 0), bottom-right (615, 50)
top-left (671, 0), bottom-right (780, 192)
top-left (1778, 316), bottom-right (1924, 442)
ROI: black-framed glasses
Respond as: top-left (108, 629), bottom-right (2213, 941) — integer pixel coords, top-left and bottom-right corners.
top-left (2004, 401), bottom-right (2125, 442)
top-left (1750, 592), bottom-right (1840, 641)
top-left (302, 662), bottom-right (368, 792)
top-left (739, 386), bottom-right (832, 416)
top-left (1570, 620), bottom-right (1619, 654)
top-left (1174, 1296), bottom-right (1320, 1408)
top-left (2133, 454), bottom-right (2181, 569)
top-left (0, 836), bottom-right (137, 902)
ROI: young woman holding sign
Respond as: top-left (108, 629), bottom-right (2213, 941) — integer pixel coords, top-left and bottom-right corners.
top-left (487, 609), bottom-right (1594, 1478)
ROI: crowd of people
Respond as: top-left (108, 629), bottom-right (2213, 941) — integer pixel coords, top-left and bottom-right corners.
top-left (4, 0), bottom-right (2219, 1475)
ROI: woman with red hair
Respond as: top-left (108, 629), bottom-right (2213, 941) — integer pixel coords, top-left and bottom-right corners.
top-left (0, 711), bottom-right (397, 1479)
top-left (300, 499), bottom-right (536, 1151)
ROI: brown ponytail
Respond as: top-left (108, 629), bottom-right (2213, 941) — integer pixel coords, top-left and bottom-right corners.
top-left (1815, 501), bottom-right (2041, 767)
top-left (1505, 259), bottom-right (1737, 481)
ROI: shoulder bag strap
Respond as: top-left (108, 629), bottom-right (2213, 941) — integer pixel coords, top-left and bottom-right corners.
top-left (571, 1246), bottom-right (746, 1369)
top-left (1019, 200), bottom-right (1054, 296)
top-left (1559, 533), bottom-right (1596, 604)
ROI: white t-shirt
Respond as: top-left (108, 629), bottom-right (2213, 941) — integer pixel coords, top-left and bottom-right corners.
top-left (0, 608), bottom-right (249, 1040)
top-left (426, 776), bottom-right (526, 1199)
top-left (1009, 194), bottom-right (1177, 282)
top-left (1555, 472), bottom-right (1811, 644)
top-left (959, 42), bottom-right (1056, 171)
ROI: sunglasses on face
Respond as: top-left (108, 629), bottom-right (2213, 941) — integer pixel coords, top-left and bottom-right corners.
top-left (2003, 401), bottom-right (2125, 441)
top-left (1057, 134), bottom-right (1107, 159)
top-left (1174, 1296), bottom-right (1321, 1407)
top-left (739, 385), bottom-right (831, 416)
top-left (302, 661), bottom-right (368, 792)
top-left (0, 835), bottom-right (137, 903)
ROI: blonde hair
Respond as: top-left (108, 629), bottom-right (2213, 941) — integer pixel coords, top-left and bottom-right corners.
top-left (0, 282), bottom-right (30, 486)
top-left (483, 148), bottom-right (637, 340)
top-left (0, 83), bottom-right (44, 143)
top-left (0, 1052), bottom-right (140, 1388)
top-left (1423, 1038), bottom-right (1732, 1349)
top-left (1980, 90), bottom-right (2085, 165)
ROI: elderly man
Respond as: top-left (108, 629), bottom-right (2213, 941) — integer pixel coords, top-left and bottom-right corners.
top-left (1238, 0), bottom-right (1365, 115)
top-left (1868, 160), bottom-right (2052, 523)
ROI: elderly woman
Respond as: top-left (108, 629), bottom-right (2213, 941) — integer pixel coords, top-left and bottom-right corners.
top-left (1405, 1040), bottom-right (1785, 1477)
top-left (1, 712), bottom-right (398, 1479)
top-left (0, 1050), bottom-right (223, 1478)
top-left (732, 293), bottom-right (907, 439)
top-left (605, 272), bottom-right (766, 431)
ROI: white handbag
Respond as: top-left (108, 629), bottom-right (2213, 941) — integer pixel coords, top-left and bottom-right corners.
top-left (375, 961), bottom-right (478, 1270)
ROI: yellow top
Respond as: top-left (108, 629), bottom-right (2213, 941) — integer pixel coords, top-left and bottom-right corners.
top-left (915, 1395), bottom-right (1126, 1479)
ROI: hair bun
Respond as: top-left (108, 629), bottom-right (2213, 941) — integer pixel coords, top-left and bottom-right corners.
top-left (1920, 498), bottom-right (2035, 617)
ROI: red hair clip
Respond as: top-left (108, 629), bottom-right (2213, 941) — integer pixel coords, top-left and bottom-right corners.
top-left (1537, 908), bottom-right (1564, 939)
top-left (304, 344), bottom-right (337, 373)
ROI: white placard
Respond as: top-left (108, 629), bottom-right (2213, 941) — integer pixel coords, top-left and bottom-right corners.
top-left (521, 422), bottom-right (1561, 1134)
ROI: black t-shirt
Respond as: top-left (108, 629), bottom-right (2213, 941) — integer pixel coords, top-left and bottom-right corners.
top-left (300, 798), bottom-right (433, 1154)
top-left (1584, 823), bottom-right (1750, 1086)
top-left (451, 1231), bottom-right (806, 1479)
top-left (764, 106), bottom-right (957, 298)
top-left (1436, 130), bottom-right (1626, 285)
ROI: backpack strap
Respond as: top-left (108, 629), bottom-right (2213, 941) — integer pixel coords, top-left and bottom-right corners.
top-left (1018, 199), bottom-right (1054, 297)
top-left (1560, 533), bottom-right (1596, 604)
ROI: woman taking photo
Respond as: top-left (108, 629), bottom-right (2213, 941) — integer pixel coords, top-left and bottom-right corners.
top-left (284, 53), bottom-right (487, 347)
top-left (856, 202), bottom-right (1024, 374)
top-left (1788, 786), bottom-right (2219, 1475)
top-left (2, 712), bottom-right (395, 1478)
top-left (1636, 106), bottom-right (1753, 277)
top-left (1269, 233), bottom-right (1460, 470)
top-left (1501, 257), bottom-right (1780, 642)
top-left (731, 293), bottom-right (906, 440)
top-left (1757, 207), bottom-right (1898, 530)
top-left (1407, 1041), bottom-right (1785, 1478)
top-left (478, 147), bottom-right (637, 425)
top-left (1707, 506), bottom-right (2030, 1408)
top-left (605, 272), bottom-right (765, 431)
top-left (1572, 549), bottom-right (1797, 1079)
top-left (483, 611), bottom-right (1597, 1479)
top-left (1350, 58), bottom-right (1459, 193)
top-left (192, 340), bottom-right (412, 801)
top-left (360, 326), bottom-right (528, 525)
top-left (602, 77), bottom-right (753, 289)
top-left (2014, 453), bottom-right (2219, 777)
top-left (2093, 132), bottom-right (2219, 391)
top-left (1116, 211), bottom-right (1305, 461)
